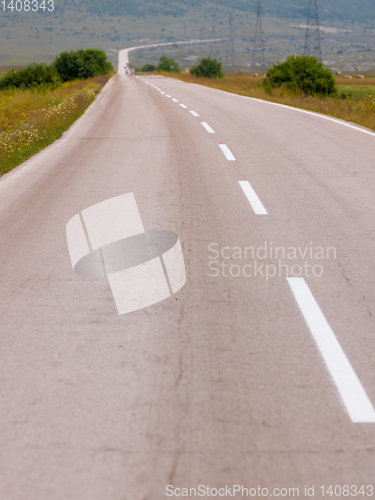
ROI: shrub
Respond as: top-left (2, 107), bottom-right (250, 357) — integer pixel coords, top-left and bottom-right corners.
top-left (53, 49), bottom-right (113, 82)
top-left (157, 56), bottom-right (180, 73)
top-left (137, 63), bottom-right (156, 72)
top-left (0, 63), bottom-right (61, 90)
top-left (190, 57), bottom-right (224, 79)
top-left (263, 55), bottom-right (337, 96)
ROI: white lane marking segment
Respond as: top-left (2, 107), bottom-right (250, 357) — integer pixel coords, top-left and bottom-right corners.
top-left (190, 110), bottom-right (199, 117)
top-left (219, 144), bottom-right (236, 161)
top-left (172, 98), bottom-right (178, 102)
top-left (201, 122), bottom-right (215, 134)
top-left (161, 91), bottom-right (165, 94)
top-left (166, 95), bottom-right (171, 98)
top-left (287, 277), bottom-right (375, 423)
top-left (238, 181), bottom-right (268, 215)
top-left (179, 104), bottom-right (188, 109)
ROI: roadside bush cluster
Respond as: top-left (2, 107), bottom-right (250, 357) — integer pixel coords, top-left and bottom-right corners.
top-left (0, 64), bottom-right (61, 91)
top-left (157, 56), bottom-right (180, 73)
top-left (190, 57), bottom-right (224, 79)
top-left (263, 55), bottom-right (337, 97)
top-left (136, 63), bottom-right (156, 72)
top-left (0, 49), bottom-right (113, 90)
top-left (54, 49), bottom-right (113, 82)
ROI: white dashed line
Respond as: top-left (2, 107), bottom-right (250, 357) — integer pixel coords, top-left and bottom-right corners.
top-left (161, 91), bottom-right (165, 94)
top-left (201, 122), bottom-right (215, 134)
top-left (179, 104), bottom-right (188, 109)
top-left (190, 111), bottom-right (199, 117)
top-left (219, 144), bottom-right (236, 161)
top-left (238, 181), bottom-right (268, 215)
top-left (172, 98), bottom-right (178, 102)
top-left (287, 277), bottom-right (375, 423)
top-left (166, 95), bottom-right (171, 98)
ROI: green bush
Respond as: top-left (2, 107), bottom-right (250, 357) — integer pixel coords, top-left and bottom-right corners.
top-left (0, 63), bottom-right (61, 90)
top-left (53, 49), bottom-right (113, 82)
top-left (137, 63), bottom-right (156, 72)
top-left (157, 56), bottom-right (180, 73)
top-left (263, 55), bottom-right (337, 96)
top-left (190, 57), bottom-right (224, 79)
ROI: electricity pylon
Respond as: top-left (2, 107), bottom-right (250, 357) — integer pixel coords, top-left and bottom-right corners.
top-left (225, 11), bottom-right (236, 72)
top-left (251, 0), bottom-right (266, 74)
top-left (304, 0), bottom-right (322, 60)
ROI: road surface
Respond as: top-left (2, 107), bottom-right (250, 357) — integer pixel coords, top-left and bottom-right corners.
top-left (1, 54), bottom-right (375, 499)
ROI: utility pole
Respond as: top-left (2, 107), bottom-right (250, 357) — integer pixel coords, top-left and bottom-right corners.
top-left (225, 11), bottom-right (236, 72)
top-left (251, 0), bottom-right (266, 75)
top-left (303, 0), bottom-right (322, 60)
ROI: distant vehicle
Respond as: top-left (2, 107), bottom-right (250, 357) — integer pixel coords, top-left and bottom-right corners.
top-left (125, 67), bottom-right (130, 75)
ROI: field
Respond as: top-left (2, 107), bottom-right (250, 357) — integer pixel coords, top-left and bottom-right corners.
top-left (0, 74), bottom-right (111, 175)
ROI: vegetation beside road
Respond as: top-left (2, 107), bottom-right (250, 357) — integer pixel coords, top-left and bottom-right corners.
top-left (0, 74), bottom-right (111, 176)
top-left (169, 72), bottom-right (375, 133)
top-left (263, 55), bottom-right (337, 97)
top-left (0, 49), bottom-right (113, 91)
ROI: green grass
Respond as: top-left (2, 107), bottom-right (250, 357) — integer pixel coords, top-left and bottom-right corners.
top-left (337, 85), bottom-right (375, 99)
top-left (0, 74), bottom-right (111, 176)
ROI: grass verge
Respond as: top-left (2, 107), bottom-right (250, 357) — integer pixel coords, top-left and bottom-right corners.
top-left (164, 73), bottom-right (375, 133)
top-left (0, 74), bottom-right (111, 176)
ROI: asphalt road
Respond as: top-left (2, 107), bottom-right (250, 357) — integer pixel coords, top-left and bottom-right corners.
top-left (1, 56), bottom-right (375, 499)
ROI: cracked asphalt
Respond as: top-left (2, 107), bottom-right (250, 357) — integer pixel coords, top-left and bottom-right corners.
top-left (1, 67), bottom-right (375, 499)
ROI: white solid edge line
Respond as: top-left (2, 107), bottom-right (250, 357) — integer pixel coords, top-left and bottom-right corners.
top-left (190, 110), bottom-right (199, 117)
top-left (172, 98), bottom-right (178, 102)
top-left (234, 94), bottom-right (375, 138)
top-left (219, 144), bottom-right (236, 161)
top-left (179, 104), bottom-right (188, 108)
top-left (201, 122), bottom-right (215, 133)
top-left (287, 277), bottom-right (375, 423)
top-left (239, 181), bottom-right (268, 215)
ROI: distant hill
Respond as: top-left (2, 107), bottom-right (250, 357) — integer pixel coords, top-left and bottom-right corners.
top-left (1, 0), bottom-right (374, 70)
top-left (55, 0), bottom-right (375, 23)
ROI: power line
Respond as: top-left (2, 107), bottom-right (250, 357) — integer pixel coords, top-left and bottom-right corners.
top-left (304, 0), bottom-right (322, 60)
top-left (251, 0), bottom-right (266, 74)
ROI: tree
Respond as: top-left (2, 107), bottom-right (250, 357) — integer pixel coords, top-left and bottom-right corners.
top-left (157, 56), bottom-right (180, 73)
top-left (263, 55), bottom-right (337, 96)
top-left (138, 63), bottom-right (156, 72)
top-left (53, 49), bottom-right (113, 82)
top-left (190, 57), bottom-right (224, 79)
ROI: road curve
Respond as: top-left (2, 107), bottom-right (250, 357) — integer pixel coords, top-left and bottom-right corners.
top-left (117, 40), bottom-right (221, 75)
top-left (1, 67), bottom-right (375, 499)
